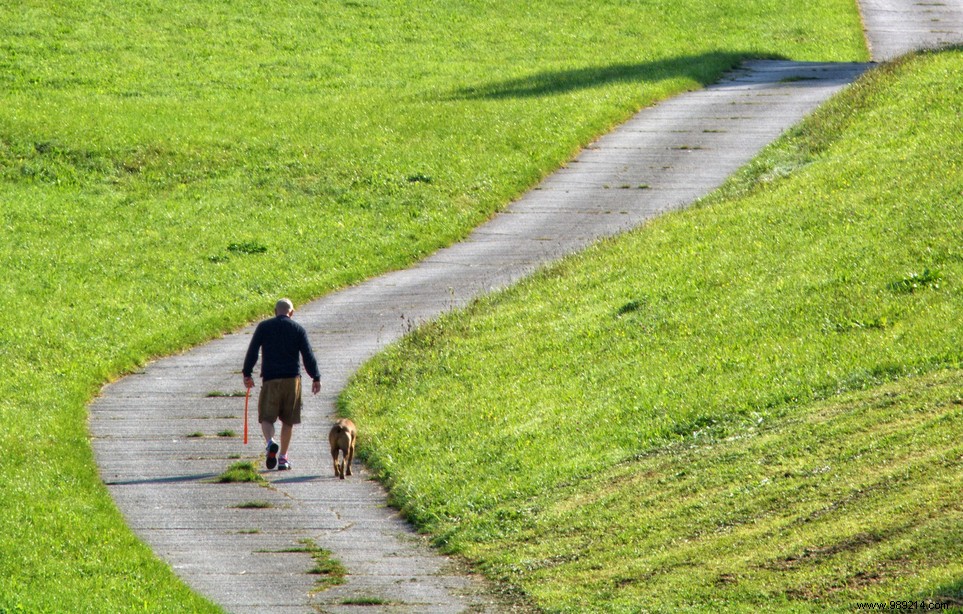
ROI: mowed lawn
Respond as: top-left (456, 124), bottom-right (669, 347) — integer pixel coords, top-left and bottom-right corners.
top-left (343, 48), bottom-right (963, 612)
top-left (0, 1), bottom-right (866, 611)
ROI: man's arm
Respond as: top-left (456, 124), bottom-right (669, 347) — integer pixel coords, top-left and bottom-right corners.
top-left (298, 327), bottom-right (322, 394)
top-left (242, 325), bottom-right (263, 388)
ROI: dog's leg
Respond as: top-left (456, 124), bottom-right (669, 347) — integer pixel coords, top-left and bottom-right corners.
top-left (345, 435), bottom-right (355, 476)
top-left (331, 447), bottom-right (341, 478)
top-left (336, 444), bottom-right (346, 479)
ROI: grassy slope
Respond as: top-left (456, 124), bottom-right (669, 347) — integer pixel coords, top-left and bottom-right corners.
top-left (491, 369), bottom-right (963, 612)
top-left (0, 1), bottom-right (866, 610)
top-left (343, 49), bottom-right (963, 611)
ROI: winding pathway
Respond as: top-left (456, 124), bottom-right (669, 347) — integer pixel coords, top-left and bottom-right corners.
top-left (89, 2), bottom-right (963, 612)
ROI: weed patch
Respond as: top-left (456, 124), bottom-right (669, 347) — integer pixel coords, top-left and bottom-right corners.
top-left (206, 390), bottom-right (247, 398)
top-left (269, 539), bottom-right (347, 591)
top-left (341, 596), bottom-right (394, 606)
top-left (227, 241), bottom-right (269, 256)
top-left (233, 501), bottom-right (272, 509)
top-left (888, 269), bottom-right (942, 294)
top-left (212, 462), bottom-right (266, 485)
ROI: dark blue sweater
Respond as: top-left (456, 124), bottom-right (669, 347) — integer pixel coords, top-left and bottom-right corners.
top-left (242, 315), bottom-right (321, 382)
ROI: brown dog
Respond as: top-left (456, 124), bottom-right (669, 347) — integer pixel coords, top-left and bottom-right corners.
top-left (328, 419), bottom-right (356, 479)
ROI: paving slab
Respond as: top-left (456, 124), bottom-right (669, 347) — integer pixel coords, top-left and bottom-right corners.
top-left (88, 3), bottom-right (961, 612)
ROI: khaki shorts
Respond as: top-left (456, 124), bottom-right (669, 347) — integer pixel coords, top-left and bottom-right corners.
top-left (257, 377), bottom-right (302, 425)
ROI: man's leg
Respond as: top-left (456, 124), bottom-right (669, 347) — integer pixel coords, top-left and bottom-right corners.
top-left (258, 381), bottom-right (283, 469)
top-left (261, 420), bottom-right (275, 445)
top-left (275, 377), bottom-right (300, 470)
top-left (279, 421), bottom-right (293, 456)
top-left (261, 420), bottom-right (279, 469)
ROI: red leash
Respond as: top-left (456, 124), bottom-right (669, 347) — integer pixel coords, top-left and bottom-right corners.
top-left (243, 387), bottom-right (250, 445)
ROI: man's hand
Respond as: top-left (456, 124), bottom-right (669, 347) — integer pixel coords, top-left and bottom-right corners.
top-left (243, 376), bottom-right (255, 389)
top-left (312, 379), bottom-right (321, 395)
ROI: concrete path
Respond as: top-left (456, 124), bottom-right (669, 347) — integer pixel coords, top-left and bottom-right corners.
top-left (859, 0), bottom-right (963, 61)
top-left (89, 3), bottom-right (962, 613)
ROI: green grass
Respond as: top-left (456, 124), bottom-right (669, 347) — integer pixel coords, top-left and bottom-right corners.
top-left (0, 0), bottom-right (866, 610)
top-left (212, 461), bottom-right (266, 485)
top-left (233, 500), bottom-right (272, 509)
top-left (307, 546), bottom-right (348, 592)
top-left (342, 49), bottom-right (963, 612)
top-left (206, 390), bottom-right (247, 398)
top-left (268, 539), bottom-right (348, 591)
top-left (341, 596), bottom-right (394, 606)
top-left (471, 370), bottom-right (963, 612)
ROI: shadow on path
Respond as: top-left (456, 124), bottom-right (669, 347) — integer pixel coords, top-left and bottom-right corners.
top-left (271, 474), bottom-right (324, 484)
top-left (105, 472), bottom-right (219, 486)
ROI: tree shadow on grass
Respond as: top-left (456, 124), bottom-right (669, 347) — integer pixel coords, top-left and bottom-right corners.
top-left (448, 51), bottom-right (779, 100)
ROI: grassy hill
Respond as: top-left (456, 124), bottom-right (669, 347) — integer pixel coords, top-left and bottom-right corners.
top-left (343, 48), bottom-right (963, 611)
top-left (0, 0), bottom-right (866, 610)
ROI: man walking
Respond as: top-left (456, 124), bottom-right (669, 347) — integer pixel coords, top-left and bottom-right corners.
top-left (242, 298), bottom-right (322, 471)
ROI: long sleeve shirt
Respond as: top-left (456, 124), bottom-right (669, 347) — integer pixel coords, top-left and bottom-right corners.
top-left (242, 315), bottom-right (321, 382)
